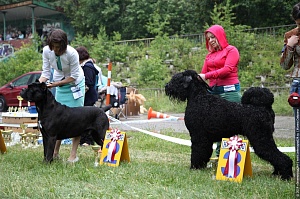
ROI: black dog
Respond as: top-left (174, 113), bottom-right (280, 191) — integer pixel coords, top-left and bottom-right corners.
top-left (20, 81), bottom-right (111, 163)
top-left (165, 70), bottom-right (293, 180)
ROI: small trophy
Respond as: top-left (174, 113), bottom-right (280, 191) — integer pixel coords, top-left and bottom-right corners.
top-left (92, 145), bottom-right (101, 167)
top-left (17, 96), bottom-right (23, 112)
top-left (2, 130), bottom-right (13, 146)
top-left (20, 124), bottom-right (28, 134)
top-left (20, 133), bottom-right (27, 148)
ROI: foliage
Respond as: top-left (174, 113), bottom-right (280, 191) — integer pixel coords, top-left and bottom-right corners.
top-left (58, 0), bottom-right (210, 40)
top-left (272, 89), bottom-right (293, 116)
top-left (136, 57), bottom-right (169, 88)
top-left (0, 0), bottom-right (293, 115)
top-left (0, 40), bottom-right (42, 86)
top-left (232, 0), bottom-right (299, 28)
top-left (51, 0), bottom-right (299, 39)
top-left (146, 10), bottom-right (170, 37)
top-left (1, 0), bottom-right (300, 40)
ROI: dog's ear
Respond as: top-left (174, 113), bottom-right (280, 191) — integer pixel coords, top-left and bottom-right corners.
top-left (40, 82), bottom-right (47, 90)
top-left (35, 79), bottom-right (40, 82)
top-left (183, 76), bottom-right (192, 88)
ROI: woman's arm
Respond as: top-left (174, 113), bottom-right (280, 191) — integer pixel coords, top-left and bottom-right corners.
top-left (205, 46), bottom-right (239, 80)
top-left (280, 34), bottom-right (297, 70)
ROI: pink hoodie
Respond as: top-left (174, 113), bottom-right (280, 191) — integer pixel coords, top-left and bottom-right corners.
top-left (201, 25), bottom-right (240, 87)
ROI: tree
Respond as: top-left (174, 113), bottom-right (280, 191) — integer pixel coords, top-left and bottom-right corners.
top-left (232, 0), bottom-right (299, 28)
top-left (57, 0), bottom-right (213, 39)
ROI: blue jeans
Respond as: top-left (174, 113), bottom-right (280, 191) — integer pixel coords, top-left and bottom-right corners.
top-left (290, 79), bottom-right (300, 94)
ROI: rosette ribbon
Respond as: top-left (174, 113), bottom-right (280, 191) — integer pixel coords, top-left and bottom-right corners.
top-left (223, 135), bottom-right (242, 178)
top-left (107, 129), bottom-right (121, 162)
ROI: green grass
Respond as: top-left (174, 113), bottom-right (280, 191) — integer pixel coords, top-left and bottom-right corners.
top-left (0, 130), bottom-right (295, 199)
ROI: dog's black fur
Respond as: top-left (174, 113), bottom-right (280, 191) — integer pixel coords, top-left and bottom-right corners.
top-left (165, 70), bottom-right (293, 180)
top-left (20, 81), bottom-right (111, 163)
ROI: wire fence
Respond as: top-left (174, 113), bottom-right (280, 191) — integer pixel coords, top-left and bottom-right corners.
top-left (115, 24), bottom-right (296, 47)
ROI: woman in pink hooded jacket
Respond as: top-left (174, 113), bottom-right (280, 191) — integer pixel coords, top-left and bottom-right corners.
top-left (199, 25), bottom-right (242, 157)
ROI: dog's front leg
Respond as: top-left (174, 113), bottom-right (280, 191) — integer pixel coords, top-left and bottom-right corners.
top-left (190, 136), bottom-right (213, 169)
top-left (41, 129), bottom-right (49, 161)
top-left (45, 136), bottom-right (56, 163)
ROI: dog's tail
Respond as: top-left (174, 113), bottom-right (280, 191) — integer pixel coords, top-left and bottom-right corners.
top-left (100, 104), bottom-right (113, 112)
top-left (241, 87), bottom-right (274, 107)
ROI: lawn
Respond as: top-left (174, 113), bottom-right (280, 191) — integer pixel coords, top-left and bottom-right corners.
top-left (0, 130), bottom-right (295, 199)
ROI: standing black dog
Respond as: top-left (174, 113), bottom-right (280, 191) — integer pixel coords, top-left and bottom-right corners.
top-left (165, 70), bottom-right (293, 180)
top-left (20, 81), bottom-right (110, 163)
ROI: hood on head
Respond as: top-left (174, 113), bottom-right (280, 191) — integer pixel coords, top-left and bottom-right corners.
top-left (205, 25), bottom-right (229, 52)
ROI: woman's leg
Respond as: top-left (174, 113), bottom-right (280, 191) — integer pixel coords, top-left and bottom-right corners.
top-left (68, 136), bottom-right (81, 162)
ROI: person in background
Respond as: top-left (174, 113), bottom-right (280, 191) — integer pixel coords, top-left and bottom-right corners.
top-left (198, 24), bottom-right (241, 157)
top-left (91, 58), bottom-right (103, 93)
top-left (41, 30), bottom-right (48, 47)
top-left (18, 31), bottom-right (24, 39)
top-left (5, 31), bottom-right (11, 40)
top-left (76, 46), bottom-right (99, 146)
top-left (39, 29), bottom-right (85, 163)
top-left (280, 2), bottom-right (300, 98)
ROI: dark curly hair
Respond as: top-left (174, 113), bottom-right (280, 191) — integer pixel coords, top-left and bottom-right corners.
top-left (76, 46), bottom-right (90, 61)
top-left (292, 2), bottom-right (300, 20)
top-left (47, 29), bottom-right (68, 55)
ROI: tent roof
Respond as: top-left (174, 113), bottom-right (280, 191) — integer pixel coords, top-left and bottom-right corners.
top-left (0, 0), bottom-right (63, 23)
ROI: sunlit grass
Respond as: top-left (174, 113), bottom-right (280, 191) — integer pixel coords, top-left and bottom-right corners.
top-left (0, 130), bottom-right (295, 199)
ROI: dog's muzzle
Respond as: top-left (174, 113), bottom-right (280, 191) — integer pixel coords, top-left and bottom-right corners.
top-left (20, 88), bottom-right (30, 101)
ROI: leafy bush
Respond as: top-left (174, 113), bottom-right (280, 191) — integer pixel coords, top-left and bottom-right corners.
top-left (0, 42), bottom-right (42, 86)
top-left (137, 57), bottom-right (170, 88)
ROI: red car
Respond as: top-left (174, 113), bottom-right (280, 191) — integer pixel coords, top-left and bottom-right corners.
top-left (0, 71), bottom-right (42, 112)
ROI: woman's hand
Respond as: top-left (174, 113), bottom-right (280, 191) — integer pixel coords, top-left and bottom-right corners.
top-left (46, 81), bottom-right (60, 88)
top-left (287, 35), bottom-right (299, 48)
top-left (198, 73), bottom-right (206, 81)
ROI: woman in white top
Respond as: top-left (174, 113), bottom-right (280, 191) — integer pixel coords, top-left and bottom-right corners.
top-left (39, 29), bottom-right (85, 163)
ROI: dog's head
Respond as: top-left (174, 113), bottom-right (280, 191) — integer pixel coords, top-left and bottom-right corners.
top-left (165, 70), bottom-right (210, 102)
top-left (20, 81), bottom-right (48, 103)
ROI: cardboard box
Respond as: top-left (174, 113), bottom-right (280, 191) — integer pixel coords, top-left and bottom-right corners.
top-left (4, 126), bottom-right (39, 134)
top-left (2, 116), bottom-right (38, 124)
top-left (125, 87), bottom-right (140, 116)
top-left (125, 101), bottom-right (140, 116)
top-left (126, 87), bottom-right (138, 94)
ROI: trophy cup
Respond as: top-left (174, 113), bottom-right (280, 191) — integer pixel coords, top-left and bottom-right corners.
top-left (17, 96), bottom-right (23, 112)
top-left (92, 145), bottom-right (101, 167)
top-left (26, 133), bottom-right (33, 148)
top-left (2, 130), bottom-right (13, 146)
top-left (31, 133), bottom-right (39, 148)
top-left (20, 124), bottom-right (28, 134)
top-left (20, 133), bottom-right (27, 148)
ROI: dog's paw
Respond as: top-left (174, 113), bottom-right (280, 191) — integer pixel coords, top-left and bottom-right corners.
top-left (280, 174), bottom-right (292, 181)
top-left (272, 168), bottom-right (293, 181)
top-left (190, 164), bottom-right (207, 170)
top-left (43, 158), bottom-right (53, 164)
top-left (272, 169), bottom-right (279, 176)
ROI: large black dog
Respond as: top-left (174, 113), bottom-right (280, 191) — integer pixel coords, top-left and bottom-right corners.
top-left (20, 81), bottom-right (110, 163)
top-left (165, 70), bottom-right (293, 180)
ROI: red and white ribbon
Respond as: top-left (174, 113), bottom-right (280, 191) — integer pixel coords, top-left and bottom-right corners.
top-left (224, 135), bottom-right (242, 178)
top-left (107, 129), bottom-right (121, 162)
